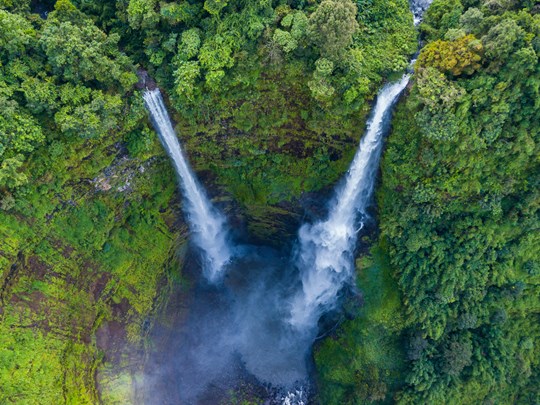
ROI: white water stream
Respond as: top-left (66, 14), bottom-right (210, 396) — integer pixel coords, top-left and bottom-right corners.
top-left (289, 75), bottom-right (411, 329)
top-left (288, 0), bottom-right (433, 331)
top-left (143, 89), bottom-right (232, 282)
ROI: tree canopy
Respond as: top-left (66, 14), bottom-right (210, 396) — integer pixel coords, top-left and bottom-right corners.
top-left (0, 0), bottom-right (538, 403)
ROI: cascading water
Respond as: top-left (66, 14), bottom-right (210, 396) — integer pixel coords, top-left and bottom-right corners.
top-left (289, 75), bottom-right (411, 330)
top-left (143, 89), bottom-right (232, 282)
top-left (411, 0), bottom-right (433, 25)
top-left (289, 0), bottom-right (433, 331)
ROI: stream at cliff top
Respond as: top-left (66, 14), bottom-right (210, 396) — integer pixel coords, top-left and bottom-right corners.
top-left (142, 1), bottom-right (432, 403)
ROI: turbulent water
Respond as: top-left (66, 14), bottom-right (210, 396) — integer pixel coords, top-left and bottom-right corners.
top-left (411, 0), bottom-right (432, 25)
top-left (289, 75), bottom-right (412, 331)
top-left (143, 89), bottom-right (232, 282)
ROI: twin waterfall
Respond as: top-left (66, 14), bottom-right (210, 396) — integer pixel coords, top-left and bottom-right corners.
top-left (143, 0), bottom-right (432, 395)
top-left (144, 73), bottom-right (411, 331)
top-left (143, 90), bottom-right (232, 282)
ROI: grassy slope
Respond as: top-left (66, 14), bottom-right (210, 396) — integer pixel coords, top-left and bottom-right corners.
top-left (0, 129), bottom-right (188, 403)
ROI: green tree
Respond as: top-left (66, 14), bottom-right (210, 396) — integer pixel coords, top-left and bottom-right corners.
top-left (482, 18), bottom-right (525, 66)
top-left (0, 98), bottom-right (44, 156)
top-left (441, 335), bottom-right (473, 376)
top-left (204, 0), bottom-right (228, 16)
top-left (0, 155), bottom-right (28, 189)
top-left (417, 34), bottom-right (483, 76)
top-left (40, 9), bottom-right (135, 87)
top-left (127, 0), bottom-right (159, 29)
top-left (0, 9), bottom-right (35, 58)
top-left (173, 60), bottom-right (200, 101)
top-left (54, 90), bottom-right (122, 138)
top-left (308, 0), bottom-right (359, 62)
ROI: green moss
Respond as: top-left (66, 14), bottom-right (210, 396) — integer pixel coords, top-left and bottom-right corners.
top-left (0, 130), bottom-right (188, 403)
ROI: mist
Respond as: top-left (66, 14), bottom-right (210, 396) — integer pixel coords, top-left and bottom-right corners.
top-left (141, 245), bottom-right (314, 404)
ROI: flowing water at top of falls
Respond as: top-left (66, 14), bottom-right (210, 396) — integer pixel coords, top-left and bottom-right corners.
top-left (411, 0), bottom-right (432, 25)
top-left (143, 89), bottom-right (232, 282)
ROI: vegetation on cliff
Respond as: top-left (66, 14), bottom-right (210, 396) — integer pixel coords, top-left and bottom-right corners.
top-left (0, 0), bottom-right (415, 402)
top-left (382, 1), bottom-right (540, 402)
top-left (0, 0), bottom-right (538, 403)
top-left (315, 1), bottom-right (539, 403)
top-left (0, 2), bottom-right (187, 402)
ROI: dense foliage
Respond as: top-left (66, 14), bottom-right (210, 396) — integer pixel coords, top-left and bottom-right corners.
top-left (314, 1), bottom-right (539, 404)
top-left (0, 1), bottom-right (186, 402)
top-left (65, 0), bottom-right (416, 214)
top-left (380, 1), bottom-right (539, 403)
top-left (1, 0), bottom-right (538, 403)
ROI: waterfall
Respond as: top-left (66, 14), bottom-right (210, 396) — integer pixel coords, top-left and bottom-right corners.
top-left (289, 75), bottom-right (411, 330)
top-left (289, 0), bottom-right (433, 331)
top-left (140, 0), bottom-right (434, 401)
top-left (143, 89), bottom-right (232, 282)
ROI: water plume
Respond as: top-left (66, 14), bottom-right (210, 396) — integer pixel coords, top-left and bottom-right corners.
top-left (141, 246), bottom-right (311, 404)
top-left (287, 0), bottom-right (433, 335)
top-left (288, 75), bottom-right (412, 331)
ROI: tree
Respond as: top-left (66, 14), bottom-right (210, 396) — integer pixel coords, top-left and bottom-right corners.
top-left (39, 11), bottom-right (135, 87)
top-left (177, 28), bottom-right (201, 60)
top-left (273, 29), bottom-right (298, 53)
top-left (459, 8), bottom-right (484, 35)
top-left (198, 34), bottom-right (234, 72)
top-left (421, 0), bottom-right (464, 41)
top-left (482, 19), bottom-right (524, 65)
top-left (308, 58), bottom-right (336, 103)
top-left (273, 11), bottom-right (308, 54)
top-left (441, 335), bottom-right (472, 377)
top-left (413, 67), bottom-right (466, 140)
top-left (21, 78), bottom-right (59, 115)
top-left (0, 155), bottom-right (28, 189)
top-left (417, 34), bottom-right (483, 76)
top-left (204, 0), bottom-right (228, 16)
top-left (127, 0), bottom-right (159, 29)
top-left (308, 0), bottom-right (358, 62)
top-left (160, 2), bottom-right (202, 25)
top-left (0, 98), bottom-right (44, 156)
top-left (173, 60), bottom-right (200, 100)
top-left (0, 0), bottom-right (31, 13)
top-left (0, 9), bottom-right (35, 58)
top-left (54, 89), bottom-right (122, 138)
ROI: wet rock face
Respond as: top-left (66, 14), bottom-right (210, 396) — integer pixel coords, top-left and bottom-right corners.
top-left (136, 68), bottom-right (157, 90)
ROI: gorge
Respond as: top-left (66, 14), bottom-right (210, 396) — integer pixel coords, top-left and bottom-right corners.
top-left (141, 2), bottom-right (431, 402)
top-left (1, 0), bottom-right (538, 404)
